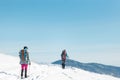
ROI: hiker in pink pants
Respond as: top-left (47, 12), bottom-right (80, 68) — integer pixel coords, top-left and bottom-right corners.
top-left (19, 46), bottom-right (31, 79)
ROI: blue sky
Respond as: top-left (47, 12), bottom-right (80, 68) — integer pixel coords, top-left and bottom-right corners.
top-left (0, 0), bottom-right (120, 66)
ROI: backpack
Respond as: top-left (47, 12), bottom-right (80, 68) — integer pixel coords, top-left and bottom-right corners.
top-left (61, 52), bottom-right (66, 60)
top-left (20, 49), bottom-right (28, 61)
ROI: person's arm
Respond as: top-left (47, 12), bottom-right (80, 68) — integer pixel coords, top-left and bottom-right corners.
top-left (19, 51), bottom-right (21, 59)
top-left (61, 52), bottom-right (63, 58)
top-left (27, 52), bottom-right (31, 65)
top-left (66, 53), bottom-right (69, 58)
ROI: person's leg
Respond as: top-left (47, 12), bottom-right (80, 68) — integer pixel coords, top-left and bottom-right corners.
top-left (21, 70), bottom-right (23, 79)
top-left (63, 60), bottom-right (65, 68)
top-left (25, 64), bottom-right (28, 78)
top-left (21, 64), bottom-right (25, 79)
top-left (62, 60), bottom-right (65, 69)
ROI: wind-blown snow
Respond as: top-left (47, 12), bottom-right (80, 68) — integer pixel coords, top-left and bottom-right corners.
top-left (0, 53), bottom-right (120, 80)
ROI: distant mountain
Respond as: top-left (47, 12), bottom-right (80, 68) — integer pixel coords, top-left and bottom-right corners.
top-left (52, 59), bottom-right (120, 78)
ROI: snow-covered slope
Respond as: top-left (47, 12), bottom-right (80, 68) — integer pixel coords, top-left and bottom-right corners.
top-left (52, 59), bottom-right (120, 78)
top-left (0, 53), bottom-right (120, 80)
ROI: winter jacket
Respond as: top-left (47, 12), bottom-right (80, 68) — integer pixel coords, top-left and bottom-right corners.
top-left (61, 51), bottom-right (68, 61)
top-left (19, 49), bottom-right (30, 64)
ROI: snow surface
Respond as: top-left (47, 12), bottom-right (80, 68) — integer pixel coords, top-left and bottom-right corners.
top-left (0, 53), bottom-right (120, 80)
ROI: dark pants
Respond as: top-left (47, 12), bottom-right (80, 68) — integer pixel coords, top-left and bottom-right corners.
top-left (21, 69), bottom-right (27, 78)
top-left (62, 60), bottom-right (66, 69)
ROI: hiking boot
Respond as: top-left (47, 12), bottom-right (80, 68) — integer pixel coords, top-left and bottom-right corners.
top-left (21, 76), bottom-right (23, 79)
top-left (25, 76), bottom-right (27, 78)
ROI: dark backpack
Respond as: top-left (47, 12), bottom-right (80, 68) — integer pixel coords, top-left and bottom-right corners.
top-left (61, 52), bottom-right (66, 60)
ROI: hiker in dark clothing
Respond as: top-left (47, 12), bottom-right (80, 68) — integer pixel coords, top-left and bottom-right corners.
top-left (19, 46), bottom-right (31, 79)
top-left (61, 49), bottom-right (68, 69)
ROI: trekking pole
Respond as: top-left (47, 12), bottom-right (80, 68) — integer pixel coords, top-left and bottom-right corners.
top-left (28, 64), bottom-right (31, 76)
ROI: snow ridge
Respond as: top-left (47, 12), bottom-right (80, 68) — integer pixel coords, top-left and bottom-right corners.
top-left (52, 59), bottom-right (120, 78)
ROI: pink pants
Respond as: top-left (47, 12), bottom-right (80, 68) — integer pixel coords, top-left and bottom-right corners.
top-left (21, 64), bottom-right (28, 70)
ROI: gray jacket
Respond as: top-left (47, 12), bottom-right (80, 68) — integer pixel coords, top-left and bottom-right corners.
top-left (19, 49), bottom-right (30, 64)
